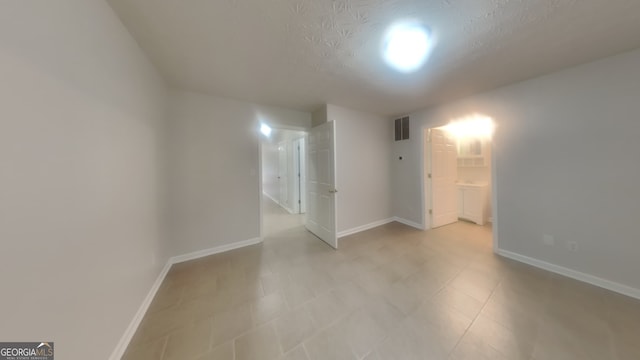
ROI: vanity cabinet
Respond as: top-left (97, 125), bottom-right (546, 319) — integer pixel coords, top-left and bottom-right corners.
top-left (457, 183), bottom-right (488, 225)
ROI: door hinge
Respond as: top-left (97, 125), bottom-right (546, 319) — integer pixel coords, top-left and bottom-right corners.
top-left (429, 209), bottom-right (433, 215)
top-left (298, 200), bottom-right (301, 204)
top-left (427, 173), bottom-right (432, 179)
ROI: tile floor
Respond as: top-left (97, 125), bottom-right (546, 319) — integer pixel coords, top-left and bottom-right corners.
top-left (123, 198), bottom-right (640, 360)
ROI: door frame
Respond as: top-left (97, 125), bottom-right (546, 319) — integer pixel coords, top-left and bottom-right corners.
top-left (258, 124), bottom-right (309, 240)
top-left (292, 136), bottom-right (306, 214)
top-left (422, 125), bottom-right (499, 253)
top-left (278, 140), bottom-right (289, 210)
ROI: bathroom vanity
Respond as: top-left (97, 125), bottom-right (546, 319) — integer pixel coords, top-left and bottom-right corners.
top-left (457, 182), bottom-right (489, 225)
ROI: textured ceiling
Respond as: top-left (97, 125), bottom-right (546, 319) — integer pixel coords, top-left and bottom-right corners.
top-left (108, 0), bottom-right (640, 116)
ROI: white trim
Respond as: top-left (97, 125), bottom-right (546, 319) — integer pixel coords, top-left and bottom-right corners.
top-left (108, 261), bottom-right (171, 360)
top-left (263, 191), bottom-right (295, 215)
top-left (170, 237), bottom-right (263, 264)
top-left (337, 218), bottom-right (395, 238)
top-left (422, 127), bottom-right (430, 231)
top-left (490, 137), bottom-right (499, 253)
top-left (393, 216), bottom-right (425, 230)
top-left (110, 236), bottom-right (264, 358)
top-left (263, 191), bottom-right (279, 206)
top-left (331, 120), bottom-right (338, 249)
top-left (497, 249), bottom-right (640, 300)
top-left (259, 142), bottom-right (264, 242)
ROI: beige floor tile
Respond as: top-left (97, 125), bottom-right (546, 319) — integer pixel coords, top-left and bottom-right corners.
top-left (380, 281), bottom-right (424, 315)
top-left (279, 345), bottom-right (310, 360)
top-left (449, 271), bottom-right (498, 303)
top-left (180, 276), bottom-right (218, 301)
top-left (123, 199), bottom-right (640, 360)
top-left (194, 341), bottom-right (234, 360)
top-left (362, 350), bottom-right (381, 360)
top-left (163, 318), bottom-right (212, 360)
top-left (375, 318), bottom-right (451, 360)
top-left (147, 282), bottom-right (185, 314)
top-left (305, 290), bottom-right (349, 330)
top-left (362, 297), bottom-right (406, 331)
top-left (210, 304), bottom-right (253, 348)
top-left (303, 322), bottom-right (357, 360)
top-left (450, 331), bottom-right (511, 360)
top-left (467, 314), bottom-right (535, 360)
top-left (410, 298), bottom-right (474, 341)
top-left (274, 306), bottom-right (317, 352)
top-left (251, 291), bottom-right (288, 325)
top-left (332, 280), bottom-right (371, 310)
top-left (129, 306), bottom-right (192, 346)
top-left (281, 281), bottom-right (316, 309)
top-left (430, 286), bottom-right (485, 320)
top-left (613, 338), bottom-right (640, 360)
top-left (340, 308), bottom-right (389, 359)
top-left (121, 336), bottom-right (167, 360)
top-left (235, 323), bottom-right (283, 360)
top-left (479, 296), bottom-right (541, 339)
top-left (260, 272), bottom-right (292, 295)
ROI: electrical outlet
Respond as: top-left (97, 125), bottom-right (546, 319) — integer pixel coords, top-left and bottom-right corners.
top-left (542, 234), bottom-right (555, 246)
top-left (567, 241), bottom-right (579, 252)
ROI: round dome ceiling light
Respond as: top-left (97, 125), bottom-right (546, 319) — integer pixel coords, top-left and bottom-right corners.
top-left (382, 22), bottom-right (432, 73)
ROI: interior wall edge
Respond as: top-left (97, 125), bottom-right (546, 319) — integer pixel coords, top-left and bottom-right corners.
top-left (337, 218), bottom-right (395, 238)
top-left (392, 216), bottom-right (425, 230)
top-left (108, 261), bottom-right (172, 360)
top-left (497, 249), bottom-right (640, 300)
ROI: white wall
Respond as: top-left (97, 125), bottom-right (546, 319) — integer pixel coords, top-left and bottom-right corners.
top-left (0, 1), bottom-right (168, 359)
top-left (262, 140), bottom-right (281, 203)
top-left (168, 90), bottom-right (310, 255)
top-left (312, 105), bottom-right (328, 127)
top-left (328, 105), bottom-right (393, 234)
top-left (392, 48), bottom-right (640, 293)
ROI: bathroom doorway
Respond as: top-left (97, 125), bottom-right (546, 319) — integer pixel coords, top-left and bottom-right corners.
top-left (424, 116), bottom-right (496, 246)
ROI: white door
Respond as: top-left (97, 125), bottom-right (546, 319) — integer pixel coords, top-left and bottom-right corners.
top-left (306, 121), bottom-right (337, 248)
top-left (278, 141), bottom-right (288, 208)
top-left (293, 137), bottom-right (307, 214)
top-left (430, 128), bottom-right (458, 228)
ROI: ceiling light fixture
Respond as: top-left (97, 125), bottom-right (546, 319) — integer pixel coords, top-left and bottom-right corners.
top-left (383, 22), bottom-right (432, 73)
top-left (260, 123), bottom-right (272, 137)
top-left (443, 115), bottom-right (495, 139)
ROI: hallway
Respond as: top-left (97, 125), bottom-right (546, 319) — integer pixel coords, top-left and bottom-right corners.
top-left (262, 195), bottom-right (305, 238)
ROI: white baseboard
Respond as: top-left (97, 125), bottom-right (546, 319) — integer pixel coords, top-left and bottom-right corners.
top-left (263, 192), bottom-right (279, 205)
top-left (108, 261), bottom-right (171, 360)
top-left (170, 237), bottom-right (263, 264)
top-left (392, 216), bottom-right (425, 230)
top-left (263, 192), bottom-right (295, 215)
top-left (110, 237), bottom-right (263, 359)
top-left (337, 218), bottom-right (395, 238)
top-left (497, 249), bottom-right (640, 300)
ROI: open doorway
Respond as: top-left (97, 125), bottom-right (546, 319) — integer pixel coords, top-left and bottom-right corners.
top-left (260, 128), bottom-right (307, 236)
top-left (424, 115), bottom-right (496, 247)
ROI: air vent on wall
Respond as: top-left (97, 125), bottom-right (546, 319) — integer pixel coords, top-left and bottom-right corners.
top-left (394, 116), bottom-right (410, 141)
